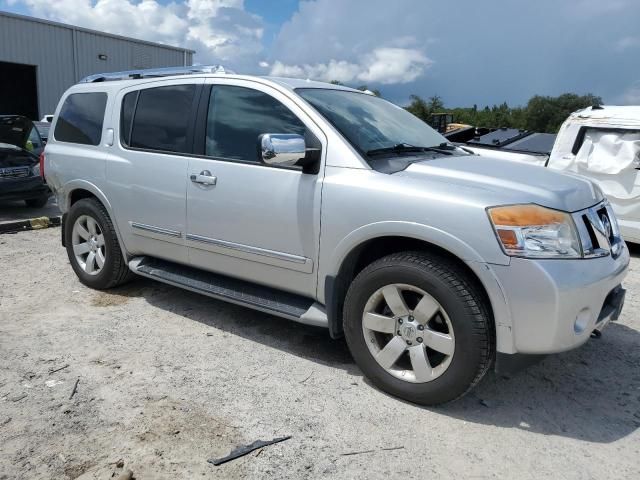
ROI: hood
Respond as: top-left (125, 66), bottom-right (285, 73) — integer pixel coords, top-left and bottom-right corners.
top-left (0, 115), bottom-right (33, 149)
top-left (400, 155), bottom-right (603, 213)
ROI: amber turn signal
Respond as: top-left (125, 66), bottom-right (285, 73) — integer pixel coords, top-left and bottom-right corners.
top-left (489, 204), bottom-right (565, 227)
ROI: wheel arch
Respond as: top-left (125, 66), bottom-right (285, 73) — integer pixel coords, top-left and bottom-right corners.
top-left (62, 181), bottom-right (128, 260)
top-left (322, 222), bottom-right (513, 353)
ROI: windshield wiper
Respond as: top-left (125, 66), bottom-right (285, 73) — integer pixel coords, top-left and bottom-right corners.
top-left (366, 142), bottom-right (455, 157)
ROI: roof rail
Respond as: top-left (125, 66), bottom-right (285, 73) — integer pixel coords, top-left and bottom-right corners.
top-left (80, 65), bottom-right (232, 83)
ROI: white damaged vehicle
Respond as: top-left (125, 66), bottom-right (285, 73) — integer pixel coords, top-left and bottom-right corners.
top-left (547, 106), bottom-right (640, 243)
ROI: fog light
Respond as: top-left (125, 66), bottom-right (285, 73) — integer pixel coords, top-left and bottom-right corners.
top-left (574, 308), bottom-right (592, 333)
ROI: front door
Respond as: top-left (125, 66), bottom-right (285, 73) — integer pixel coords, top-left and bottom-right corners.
top-left (186, 81), bottom-right (325, 297)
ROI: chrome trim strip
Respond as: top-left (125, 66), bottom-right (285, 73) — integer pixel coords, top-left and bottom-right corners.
top-left (131, 222), bottom-right (182, 238)
top-left (186, 233), bottom-right (307, 265)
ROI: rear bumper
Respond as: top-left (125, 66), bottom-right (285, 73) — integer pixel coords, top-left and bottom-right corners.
top-left (0, 176), bottom-right (50, 200)
top-left (492, 243), bottom-right (629, 354)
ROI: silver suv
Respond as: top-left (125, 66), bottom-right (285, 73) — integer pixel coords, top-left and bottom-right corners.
top-left (44, 66), bottom-right (629, 405)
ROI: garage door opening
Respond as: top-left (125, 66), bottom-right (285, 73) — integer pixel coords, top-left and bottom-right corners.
top-left (0, 61), bottom-right (38, 120)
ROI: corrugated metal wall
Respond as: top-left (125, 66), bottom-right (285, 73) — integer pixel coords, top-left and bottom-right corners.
top-left (0, 12), bottom-right (193, 118)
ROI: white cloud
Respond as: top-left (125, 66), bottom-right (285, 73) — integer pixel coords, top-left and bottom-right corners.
top-left (14, 0), bottom-right (264, 69)
top-left (270, 47), bottom-right (432, 85)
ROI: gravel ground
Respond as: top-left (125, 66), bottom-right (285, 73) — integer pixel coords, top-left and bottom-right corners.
top-left (1, 227), bottom-right (639, 479)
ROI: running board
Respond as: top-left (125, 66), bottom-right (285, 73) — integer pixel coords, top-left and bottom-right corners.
top-left (128, 256), bottom-right (328, 328)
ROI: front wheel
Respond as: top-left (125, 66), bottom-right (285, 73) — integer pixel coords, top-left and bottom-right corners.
top-left (343, 251), bottom-right (494, 405)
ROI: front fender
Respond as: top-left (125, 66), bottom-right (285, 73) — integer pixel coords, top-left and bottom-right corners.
top-left (320, 221), bottom-right (515, 353)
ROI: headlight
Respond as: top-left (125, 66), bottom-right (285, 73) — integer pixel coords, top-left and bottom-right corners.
top-left (488, 204), bottom-right (581, 258)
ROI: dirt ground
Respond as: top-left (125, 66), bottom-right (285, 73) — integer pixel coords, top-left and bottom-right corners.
top-left (0, 197), bottom-right (60, 225)
top-left (1, 228), bottom-right (639, 479)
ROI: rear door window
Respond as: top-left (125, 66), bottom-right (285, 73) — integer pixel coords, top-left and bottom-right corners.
top-left (54, 92), bottom-right (107, 145)
top-left (128, 84), bottom-right (196, 154)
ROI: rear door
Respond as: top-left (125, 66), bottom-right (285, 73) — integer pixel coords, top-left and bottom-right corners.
top-left (185, 80), bottom-right (325, 297)
top-left (106, 79), bottom-right (203, 264)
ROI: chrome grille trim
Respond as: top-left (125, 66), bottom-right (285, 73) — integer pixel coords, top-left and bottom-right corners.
top-left (573, 201), bottom-right (623, 259)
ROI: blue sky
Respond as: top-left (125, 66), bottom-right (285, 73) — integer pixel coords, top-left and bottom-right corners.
top-left (2, 0), bottom-right (640, 107)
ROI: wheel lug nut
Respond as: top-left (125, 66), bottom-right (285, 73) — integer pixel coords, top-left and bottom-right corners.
top-left (397, 330), bottom-right (401, 336)
top-left (417, 337), bottom-right (423, 343)
top-left (406, 341), bottom-right (412, 345)
top-left (398, 319), bottom-right (403, 324)
top-left (418, 324), bottom-right (424, 331)
top-left (409, 316), bottom-right (414, 321)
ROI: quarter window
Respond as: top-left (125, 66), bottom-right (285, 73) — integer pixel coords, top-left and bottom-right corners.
top-left (120, 90), bottom-right (138, 146)
top-left (206, 85), bottom-right (306, 162)
top-left (128, 84), bottom-right (196, 154)
top-left (54, 92), bottom-right (107, 145)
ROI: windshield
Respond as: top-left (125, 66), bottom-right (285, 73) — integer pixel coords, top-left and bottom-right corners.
top-left (296, 88), bottom-right (448, 157)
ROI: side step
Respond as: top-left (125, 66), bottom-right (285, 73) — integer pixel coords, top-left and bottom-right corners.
top-left (128, 257), bottom-right (328, 328)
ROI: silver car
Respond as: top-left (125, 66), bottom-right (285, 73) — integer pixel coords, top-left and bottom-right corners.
top-left (44, 66), bottom-right (629, 405)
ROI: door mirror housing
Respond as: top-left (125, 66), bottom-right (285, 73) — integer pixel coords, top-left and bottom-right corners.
top-left (260, 133), bottom-right (306, 167)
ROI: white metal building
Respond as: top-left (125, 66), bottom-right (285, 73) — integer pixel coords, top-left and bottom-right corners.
top-left (0, 11), bottom-right (194, 120)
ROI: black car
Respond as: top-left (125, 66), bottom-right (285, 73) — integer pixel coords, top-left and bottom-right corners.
top-left (0, 115), bottom-right (50, 208)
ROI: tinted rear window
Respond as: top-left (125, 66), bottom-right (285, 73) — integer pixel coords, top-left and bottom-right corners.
top-left (129, 84), bottom-right (196, 154)
top-left (54, 93), bottom-right (107, 145)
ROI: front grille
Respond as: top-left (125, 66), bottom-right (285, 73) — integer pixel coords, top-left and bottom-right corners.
top-left (574, 202), bottom-right (623, 259)
top-left (0, 166), bottom-right (30, 179)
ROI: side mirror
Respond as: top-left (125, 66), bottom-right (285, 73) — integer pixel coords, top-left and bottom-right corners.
top-left (260, 134), bottom-right (306, 167)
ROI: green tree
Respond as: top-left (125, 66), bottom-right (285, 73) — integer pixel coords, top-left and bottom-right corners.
top-left (525, 93), bottom-right (602, 132)
top-left (403, 92), bottom-right (602, 133)
top-left (405, 94), bottom-right (430, 122)
top-left (427, 95), bottom-right (444, 113)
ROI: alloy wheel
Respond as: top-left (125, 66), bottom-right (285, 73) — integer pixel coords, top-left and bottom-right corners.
top-left (71, 214), bottom-right (106, 276)
top-left (362, 283), bottom-right (455, 383)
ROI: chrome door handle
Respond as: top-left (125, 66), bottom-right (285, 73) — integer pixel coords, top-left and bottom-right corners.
top-left (190, 170), bottom-right (217, 185)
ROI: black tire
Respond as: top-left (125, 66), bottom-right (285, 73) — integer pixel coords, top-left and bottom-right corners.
top-left (25, 195), bottom-right (49, 208)
top-left (343, 251), bottom-right (494, 405)
top-left (65, 198), bottom-right (133, 290)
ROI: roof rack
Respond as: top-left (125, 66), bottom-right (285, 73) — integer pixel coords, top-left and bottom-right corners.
top-left (80, 65), bottom-right (232, 83)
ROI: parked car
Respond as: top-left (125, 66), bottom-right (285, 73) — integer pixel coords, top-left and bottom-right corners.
top-left (457, 127), bottom-right (556, 167)
top-left (0, 115), bottom-right (50, 207)
top-left (34, 121), bottom-right (51, 144)
top-left (44, 67), bottom-right (629, 405)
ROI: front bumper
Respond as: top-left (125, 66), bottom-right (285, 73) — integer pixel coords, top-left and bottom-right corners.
top-left (491, 242), bottom-right (629, 354)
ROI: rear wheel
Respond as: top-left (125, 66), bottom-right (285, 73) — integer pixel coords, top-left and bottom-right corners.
top-left (343, 251), bottom-right (494, 405)
top-left (25, 195), bottom-right (49, 208)
top-left (65, 198), bottom-right (133, 289)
